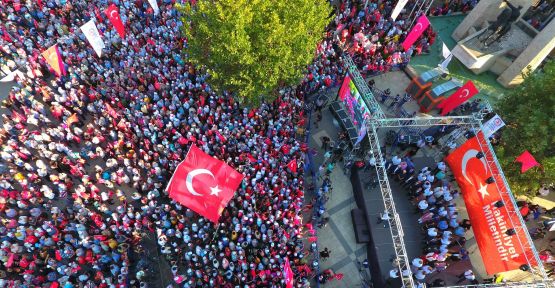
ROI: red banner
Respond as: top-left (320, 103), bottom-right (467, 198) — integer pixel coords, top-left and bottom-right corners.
top-left (166, 145), bottom-right (244, 223)
top-left (105, 4), bottom-right (126, 39)
top-left (445, 133), bottom-right (535, 274)
top-left (438, 81), bottom-right (479, 115)
top-left (515, 151), bottom-right (540, 173)
top-left (283, 258), bottom-right (294, 288)
top-left (402, 15), bottom-right (430, 51)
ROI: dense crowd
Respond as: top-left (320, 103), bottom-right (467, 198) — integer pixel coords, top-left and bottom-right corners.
top-left (302, 0), bottom-right (480, 94)
top-left (0, 0), bottom-right (311, 287)
top-left (0, 0), bottom-right (484, 287)
top-left (385, 152), bottom-right (475, 285)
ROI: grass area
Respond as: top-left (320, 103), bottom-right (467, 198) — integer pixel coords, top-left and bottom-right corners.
top-left (410, 15), bottom-right (510, 104)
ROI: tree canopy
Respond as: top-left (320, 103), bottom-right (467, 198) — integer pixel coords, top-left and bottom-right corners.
top-left (177, 0), bottom-right (332, 104)
top-left (496, 61), bottom-right (555, 196)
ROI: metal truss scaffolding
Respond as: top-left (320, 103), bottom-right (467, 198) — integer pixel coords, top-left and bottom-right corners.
top-left (367, 120), bottom-right (415, 288)
top-left (338, 55), bottom-right (552, 287)
top-left (342, 56), bottom-right (386, 120)
top-left (365, 114), bottom-right (553, 288)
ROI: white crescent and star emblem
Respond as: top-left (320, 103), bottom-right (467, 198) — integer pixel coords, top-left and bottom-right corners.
top-left (185, 169), bottom-right (222, 197)
top-left (461, 149), bottom-right (489, 199)
top-left (459, 89), bottom-right (470, 99)
top-left (110, 10), bottom-right (119, 20)
top-left (414, 23), bottom-right (423, 32)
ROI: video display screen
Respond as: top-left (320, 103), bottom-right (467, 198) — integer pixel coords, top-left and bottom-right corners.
top-left (338, 73), bottom-right (371, 132)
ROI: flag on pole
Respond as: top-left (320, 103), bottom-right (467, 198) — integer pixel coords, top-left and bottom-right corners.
top-left (515, 151), bottom-right (540, 173)
top-left (148, 0), bottom-right (160, 15)
top-left (283, 258), bottom-right (294, 288)
top-left (80, 19), bottom-right (105, 57)
top-left (442, 43), bottom-right (451, 59)
top-left (439, 54), bottom-right (453, 71)
top-left (166, 145), bottom-right (244, 223)
top-left (482, 114), bottom-right (506, 138)
top-left (402, 15), bottom-right (430, 51)
top-left (391, 0), bottom-right (409, 21)
top-left (41, 44), bottom-right (66, 77)
top-left (437, 81), bottom-right (479, 116)
top-left (215, 130), bottom-right (227, 143)
top-left (287, 159), bottom-right (298, 173)
top-left (105, 4), bottom-right (126, 39)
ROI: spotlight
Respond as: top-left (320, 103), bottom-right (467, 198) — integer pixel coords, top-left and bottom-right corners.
top-left (486, 177), bottom-right (495, 184)
top-left (494, 200), bottom-right (504, 208)
top-left (476, 152), bottom-right (484, 159)
top-left (520, 264), bottom-right (530, 271)
top-left (505, 228), bottom-right (516, 236)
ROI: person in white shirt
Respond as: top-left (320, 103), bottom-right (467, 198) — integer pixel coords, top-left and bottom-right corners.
top-left (377, 211), bottom-right (391, 228)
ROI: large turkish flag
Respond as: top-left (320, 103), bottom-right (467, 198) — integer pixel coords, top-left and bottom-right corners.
top-left (105, 4), bottom-right (126, 39)
top-left (438, 81), bottom-right (479, 116)
top-left (445, 132), bottom-right (536, 274)
top-left (167, 145), bottom-right (244, 223)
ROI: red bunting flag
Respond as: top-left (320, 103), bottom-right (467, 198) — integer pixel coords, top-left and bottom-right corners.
top-left (438, 81), bottom-right (479, 116)
top-left (287, 159), bottom-right (297, 173)
top-left (166, 145), bottom-right (244, 223)
top-left (515, 150), bottom-right (540, 173)
top-left (105, 4), bottom-right (126, 39)
top-left (402, 15), bottom-right (430, 51)
top-left (283, 258), bottom-right (294, 288)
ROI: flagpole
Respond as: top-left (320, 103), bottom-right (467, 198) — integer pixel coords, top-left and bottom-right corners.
top-left (209, 223), bottom-right (221, 244)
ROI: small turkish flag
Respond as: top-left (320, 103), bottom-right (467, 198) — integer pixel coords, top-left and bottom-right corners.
top-left (283, 258), bottom-right (294, 288)
top-left (105, 4), bottom-right (125, 39)
top-left (438, 81), bottom-right (479, 116)
top-left (166, 145), bottom-right (244, 223)
top-left (287, 159), bottom-right (297, 173)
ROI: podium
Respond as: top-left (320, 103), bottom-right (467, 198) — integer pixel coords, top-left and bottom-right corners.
top-left (419, 79), bottom-right (463, 113)
top-left (406, 68), bottom-right (443, 101)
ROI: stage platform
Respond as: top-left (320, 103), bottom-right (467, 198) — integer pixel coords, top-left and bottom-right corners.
top-left (351, 156), bottom-right (439, 287)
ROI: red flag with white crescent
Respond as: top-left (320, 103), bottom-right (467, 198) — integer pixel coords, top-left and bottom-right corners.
top-left (41, 44), bottom-right (66, 77)
top-left (402, 15), bottom-right (430, 51)
top-left (105, 4), bottom-right (126, 39)
top-left (166, 145), bottom-right (244, 223)
top-left (283, 258), bottom-right (294, 288)
top-left (438, 81), bottom-right (479, 116)
top-left (287, 159), bottom-right (297, 173)
top-left (445, 132), bottom-right (536, 274)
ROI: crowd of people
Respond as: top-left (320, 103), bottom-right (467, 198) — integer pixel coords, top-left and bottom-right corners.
top-left (385, 153), bottom-right (476, 285)
top-left (0, 0), bottom-right (486, 287)
top-left (0, 0), bottom-right (314, 287)
top-left (302, 0), bottom-right (480, 94)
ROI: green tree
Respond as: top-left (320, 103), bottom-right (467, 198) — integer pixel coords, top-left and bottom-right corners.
top-left (177, 0), bottom-right (331, 104)
top-left (496, 62), bottom-right (555, 197)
